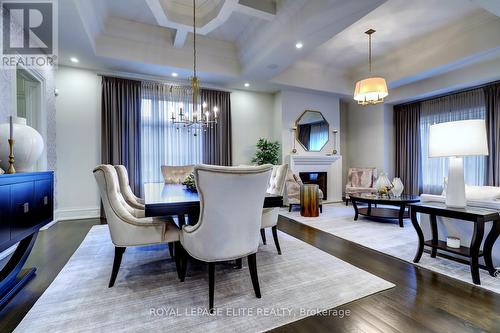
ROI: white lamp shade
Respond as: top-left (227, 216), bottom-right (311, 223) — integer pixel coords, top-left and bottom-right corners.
top-left (353, 77), bottom-right (388, 103)
top-left (429, 119), bottom-right (489, 157)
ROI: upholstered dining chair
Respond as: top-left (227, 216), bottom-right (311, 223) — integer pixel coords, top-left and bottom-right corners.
top-left (161, 165), bottom-right (195, 184)
top-left (115, 165), bottom-right (144, 210)
top-left (345, 167), bottom-right (378, 205)
top-left (179, 164), bottom-right (273, 311)
top-left (93, 165), bottom-right (181, 287)
top-left (260, 164), bottom-right (288, 254)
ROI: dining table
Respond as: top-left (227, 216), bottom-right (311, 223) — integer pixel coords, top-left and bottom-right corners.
top-left (143, 183), bottom-right (283, 225)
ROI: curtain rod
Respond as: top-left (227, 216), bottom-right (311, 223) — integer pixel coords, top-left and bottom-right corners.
top-left (396, 78), bottom-right (500, 107)
top-left (96, 71), bottom-right (233, 93)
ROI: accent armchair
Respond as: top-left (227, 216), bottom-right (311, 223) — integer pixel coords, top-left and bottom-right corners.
top-left (161, 165), bottom-right (194, 184)
top-left (179, 164), bottom-right (272, 311)
top-left (93, 165), bottom-right (181, 287)
top-left (345, 167), bottom-right (378, 205)
top-left (114, 165), bottom-right (144, 210)
top-left (285, 170), bottom-right (323, 213)
top-left (261, 164), bottom-right (289, 254)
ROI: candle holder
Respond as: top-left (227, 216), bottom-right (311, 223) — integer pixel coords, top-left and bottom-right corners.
top-left (7, 139), bottom-right (15, 174)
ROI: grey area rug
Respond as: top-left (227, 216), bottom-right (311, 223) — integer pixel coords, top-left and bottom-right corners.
top-left (15, 225), bottom-right (394, 333)
top-left (280, 204), bottom-right (500, 294)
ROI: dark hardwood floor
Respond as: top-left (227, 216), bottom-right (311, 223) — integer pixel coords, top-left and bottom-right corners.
top-left (0, 218), bottom-right (101, 332)
top-left (0, 215), bottom-right (499, 333)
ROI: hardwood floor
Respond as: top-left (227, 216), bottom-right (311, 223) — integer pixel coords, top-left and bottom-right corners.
top-left (0, 219), bottom-right (101, 333)
top-left (0, 215), bottom-right (498, 333)
top-left (273, 215), bottom-right (500, 333)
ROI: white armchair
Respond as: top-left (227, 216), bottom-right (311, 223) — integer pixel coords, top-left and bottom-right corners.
top-left (260, 164), bottom-right (288, 254)
top-left (179, 164), bottom-right (272, 311)
top-left (93, 165), bottom-right (181, 287)
top-left (114, 165), bottom-right (144, 210)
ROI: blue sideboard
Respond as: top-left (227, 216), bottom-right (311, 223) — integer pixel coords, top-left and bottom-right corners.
top-left (0, 171), bottom-right (54, 309)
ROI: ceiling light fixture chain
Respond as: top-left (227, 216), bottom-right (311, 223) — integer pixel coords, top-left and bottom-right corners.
top-left (170, 0), bottom-right (218, 134)
top-left (353, 28), bottom-right (388, 106)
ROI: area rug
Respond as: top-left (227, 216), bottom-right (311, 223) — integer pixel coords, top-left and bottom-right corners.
top-left (280, 204), bottom-right (500, 294)
top-left (15, 225), bottom-right (394, 333)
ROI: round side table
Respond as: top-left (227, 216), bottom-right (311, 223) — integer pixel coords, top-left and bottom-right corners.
top-left (300, 184), bottom-right (320, 217)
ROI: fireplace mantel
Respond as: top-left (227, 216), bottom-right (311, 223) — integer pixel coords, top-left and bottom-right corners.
top-left (290, 155), bottom-right (341, 165)
top-left (287, 154), bottom-right (343, 203)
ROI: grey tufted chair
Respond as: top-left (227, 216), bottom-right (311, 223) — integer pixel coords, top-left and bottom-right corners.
top-left (161, 165), bottom-right (195, 184)
top-left (114, 165), bottom-right (145, 210)
top-left (93, 165), bottom-right (181, 287)
top-left (260, 164), bottom-right (288, 254)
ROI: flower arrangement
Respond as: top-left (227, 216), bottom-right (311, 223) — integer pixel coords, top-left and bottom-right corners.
top-left (182, 172), bottom-right (197, 192)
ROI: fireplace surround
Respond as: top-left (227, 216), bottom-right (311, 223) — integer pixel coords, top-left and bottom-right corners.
top-left (299, 172), bottom-right (327, 200)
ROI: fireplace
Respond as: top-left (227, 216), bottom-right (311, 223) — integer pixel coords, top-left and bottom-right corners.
top-left (299, 172), bottom-right (327, 200)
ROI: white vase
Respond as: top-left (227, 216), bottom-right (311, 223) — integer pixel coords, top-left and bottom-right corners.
top-left (375, 172), bottom-right (391, 191)
top-left (391, 177), bottom-right (404, 197)
top-left (0, 117), bottom-right (44, 172)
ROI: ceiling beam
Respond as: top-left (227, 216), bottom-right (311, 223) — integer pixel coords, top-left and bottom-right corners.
top-left (145, 0), bottom-right (239, 35)
top-left (470, 0), bottom-right (500, 17)
top-left (235, 0), bottom-right (276, 20)
top-left (72, 0), bottom-right (107, 52)
top-left (173, 29), bottom-right (188, 48)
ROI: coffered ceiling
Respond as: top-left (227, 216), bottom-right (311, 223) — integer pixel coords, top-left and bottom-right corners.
top-left (59, 0), bottom-right (500, 102)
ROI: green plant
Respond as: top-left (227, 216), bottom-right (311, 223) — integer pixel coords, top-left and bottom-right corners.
top-left (182, 172), bottom-right (197, 192)
top-left (251, 138), bottom-right (280, 165)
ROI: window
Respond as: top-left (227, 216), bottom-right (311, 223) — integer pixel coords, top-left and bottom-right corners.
top-left (419, 90), bottom-right (486, 194)
top-left (140, 98), bottom-right (202, 184)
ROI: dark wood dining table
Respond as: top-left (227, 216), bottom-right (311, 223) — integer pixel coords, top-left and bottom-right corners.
top-left (143, 183), bottom-right (283, 225)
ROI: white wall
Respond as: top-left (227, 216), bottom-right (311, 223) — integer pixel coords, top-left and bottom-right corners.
top-left (230, 90), bottom-right (276, 165)
top-left (55, 66), bottom-right (101, 220)
top-left (344, 102), bottom-right (394, 179)
top-left (280, 90), bottom-right (340, 161)
top-left (53, 68), bottom-right (278, 216)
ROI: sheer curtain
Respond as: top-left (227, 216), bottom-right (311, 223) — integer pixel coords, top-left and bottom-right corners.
top-left (309, 123), bottom-right (328, 151)
top-left (141, 82), bottom-right (202, 184)
top-left (420, 89), bottom-right (486, 194)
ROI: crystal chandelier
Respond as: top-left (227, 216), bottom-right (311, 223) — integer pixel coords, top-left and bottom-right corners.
top-left (353, 29), bottom-right (388, 105)
top-left (171, 0), bottom-right (218, 133)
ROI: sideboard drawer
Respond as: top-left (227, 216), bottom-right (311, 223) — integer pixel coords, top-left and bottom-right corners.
top-left (0, 185), bottom-right (10, 247)
top-left (35, 179), bottom-right (53, 223)
top-left (10, 181), bottom-right (35, 239)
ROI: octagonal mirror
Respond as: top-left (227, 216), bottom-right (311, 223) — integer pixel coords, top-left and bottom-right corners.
top-left (296, 110), bottom-right (329, 151)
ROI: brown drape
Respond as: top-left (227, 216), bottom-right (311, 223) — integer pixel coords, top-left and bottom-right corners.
top-left (484, 82), bottom-right (500, 186)
top-left (394, 103), bottom-right (422, 195)
top-left (101, 76), bottom-right (142, 195)
top-left (201, 89), bottom-right (232, 166)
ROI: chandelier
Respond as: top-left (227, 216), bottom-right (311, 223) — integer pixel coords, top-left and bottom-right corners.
top-left (353, 29), bottom-right (388, 105)
top-left (171, 0), bottom-right (218, 133)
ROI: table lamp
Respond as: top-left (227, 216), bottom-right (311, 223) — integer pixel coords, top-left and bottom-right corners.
top-left (429, 119), bottom-right (489, 208)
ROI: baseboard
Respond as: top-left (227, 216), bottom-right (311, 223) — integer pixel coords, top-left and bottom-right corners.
top-left (55, 207), bottom-right (100, 222)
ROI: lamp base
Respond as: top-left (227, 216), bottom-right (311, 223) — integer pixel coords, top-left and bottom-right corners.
top-left (445, 157), bottom-right (466, 208)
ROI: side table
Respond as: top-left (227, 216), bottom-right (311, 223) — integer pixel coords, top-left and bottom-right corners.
top-left (300, 184), bottom-right (319, 217)
top-left (408, 202), bottom-right (500, 285)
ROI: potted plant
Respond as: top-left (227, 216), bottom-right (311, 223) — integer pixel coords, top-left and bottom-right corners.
top-left (251, 138), bottom-right (280, 165)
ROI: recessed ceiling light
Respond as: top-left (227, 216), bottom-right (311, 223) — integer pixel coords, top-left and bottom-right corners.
top-left (295, 42), bottom-right (303, 49)
top-left (70, 57), bottom-right (79, 63)
top-left (171, 72), bottom-right (178, 77)
top-left (244, 82), bottom-right (250, 87)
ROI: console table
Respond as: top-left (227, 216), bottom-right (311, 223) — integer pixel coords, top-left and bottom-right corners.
top-left (0, 171), bottom-right (54, 309)
top-left (408, 202), bottom-right (499, 285)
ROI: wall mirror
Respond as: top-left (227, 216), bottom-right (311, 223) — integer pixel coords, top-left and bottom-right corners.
top-left (296, 110), bottom-right (329, 151)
